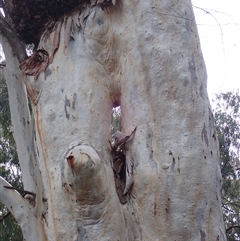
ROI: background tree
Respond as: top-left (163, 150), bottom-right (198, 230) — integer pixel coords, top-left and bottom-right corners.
top-left (111, 107), bottom-right (121, 134)
top-left (0, 0), bottom-right (226, 240)
top-left (213, 91), bottom-right (240, 241)
top-left (0, 70), bottom-right (23, 240)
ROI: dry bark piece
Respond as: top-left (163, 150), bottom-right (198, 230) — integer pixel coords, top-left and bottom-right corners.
top-left (112, 159), bottom-right (124, 178)
top-left (20, 49), bottom-right (49, 80)
top-left (123, 150), bottom-right (134, 195)
top-left (112, 126), bottom-right (137, 147)
top-left (111, 127), bottom-right (137, 202)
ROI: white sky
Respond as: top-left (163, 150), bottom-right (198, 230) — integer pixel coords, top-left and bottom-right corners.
top-left (192, 0), bottom-right (240, 100)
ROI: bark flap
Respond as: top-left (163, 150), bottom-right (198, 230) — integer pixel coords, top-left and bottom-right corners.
top-left (111, 127), bottom-right (137, 204)
top-left (20, 49), bottom-right (49, 80)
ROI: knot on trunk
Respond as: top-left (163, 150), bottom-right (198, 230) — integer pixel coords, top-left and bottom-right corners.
top-left (62, 141), bottom-right (108, 204)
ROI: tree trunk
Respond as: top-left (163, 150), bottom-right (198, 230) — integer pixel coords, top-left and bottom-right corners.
top-left (0, 0), bottom-right (226, 240)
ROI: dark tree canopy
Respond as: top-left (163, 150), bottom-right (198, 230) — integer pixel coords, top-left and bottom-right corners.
top-left (5, 0), bottom-right (113, 45)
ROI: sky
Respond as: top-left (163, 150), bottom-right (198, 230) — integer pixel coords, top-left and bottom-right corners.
top-left (192, 0), bottom-right (240, 100)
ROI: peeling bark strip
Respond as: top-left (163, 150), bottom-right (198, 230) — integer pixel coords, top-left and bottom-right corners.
top-left (110, 127), bottom-right (137, 203)
top-left (112, 127), bottom-right (137, 147)
top-left (201, 123), bottom-right (209, 146)
top-left (20, 49), bottom-right (49, 79)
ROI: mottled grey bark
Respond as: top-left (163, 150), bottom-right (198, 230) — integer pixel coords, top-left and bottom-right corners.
top-left (0, 0), bottom-right (226, 240)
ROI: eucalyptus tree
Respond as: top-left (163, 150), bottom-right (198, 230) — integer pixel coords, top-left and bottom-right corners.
top-left (214, 92), bottom-right (240, 240)
top-left (0, 1), bottom-right (226, 240)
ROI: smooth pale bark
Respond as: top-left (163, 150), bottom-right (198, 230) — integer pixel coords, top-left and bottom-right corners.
top-left (0, 38), bottom-right (45, 240)
top-left (0, 0), bottom-right (226, 240)
top-left (0, 177), bottom-right (45, 241)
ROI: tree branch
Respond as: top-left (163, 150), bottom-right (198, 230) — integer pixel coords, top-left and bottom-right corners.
top-left (1, 37), bottom-right (44, 219)
top-left (222, 201), bottom-right (240, 208)
top-left (0, 176), bottom-right (45, 240)
top-left (0, 179), bottom-right (35, 223)
top-left (226, 225), bottom-right (240, 233)
top-left (0, 176), bottom-right (31, 219)
top-left (0, 15), bottom-right (27, 62)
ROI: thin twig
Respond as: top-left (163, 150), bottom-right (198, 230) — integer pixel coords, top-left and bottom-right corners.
top-left (222, 202), bottom-right (240, 208)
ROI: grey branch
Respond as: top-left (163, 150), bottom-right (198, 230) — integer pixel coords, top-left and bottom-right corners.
top-left (0, 15), bottom-right (27, 62)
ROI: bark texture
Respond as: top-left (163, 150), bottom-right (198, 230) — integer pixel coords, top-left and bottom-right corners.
top-left (0, 0), bottom-right (226, 240)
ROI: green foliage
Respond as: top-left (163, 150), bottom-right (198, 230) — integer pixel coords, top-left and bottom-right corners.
top-left (0, 74), bottom-right (23, 240)
top-left (111, 107), bottom-right (121, 135)
top-left (213, 91), bottom-right (240, 240)
top-left (0, 203), bottom-right (23, 241)
top-left (0, 74), bottom-right (22, 184)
